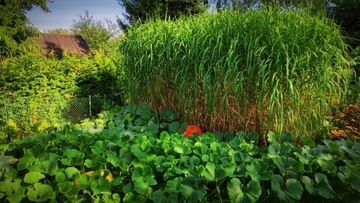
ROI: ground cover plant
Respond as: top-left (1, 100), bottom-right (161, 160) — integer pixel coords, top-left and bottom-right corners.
top-left (1, 103), bottom-right (360, 202)
top-left (120, 8), bottom-right (353, 142)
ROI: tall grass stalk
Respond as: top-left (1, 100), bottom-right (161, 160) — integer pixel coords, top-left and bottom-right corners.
top-left (120, 8), bottom-right (353, 142)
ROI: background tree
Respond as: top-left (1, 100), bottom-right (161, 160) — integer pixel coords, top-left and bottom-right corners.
top-left (117, 0), bottom-right (209, 31)
top-left (71, 11), bottom-right (120, 51)
top-left (329, 0), bottom-right (360, 47)
top-left (46, 28), bottom-right (72, 35)
top-left (0, 0), bottom-right (50, 60)
top-left (211, 0), bottom-right (329, 12)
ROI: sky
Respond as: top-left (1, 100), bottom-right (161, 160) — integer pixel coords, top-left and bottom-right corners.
top-left (26, 0), bottom-right (124, 32)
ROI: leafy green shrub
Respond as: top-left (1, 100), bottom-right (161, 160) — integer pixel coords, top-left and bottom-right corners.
top-left (0, 43), bottom-right (124, 140)
top-left (120, 8), bottom-right (353, 141)
top-left (1, 104), bottom-right (359, 202)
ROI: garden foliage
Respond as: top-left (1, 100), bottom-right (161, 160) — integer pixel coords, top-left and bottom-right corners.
top-left (120, 8), bottom-right (353, 142)
top-left (0, 41), bottom-right (123, 141)
top-left (1, 103), bottom-right (360, 202)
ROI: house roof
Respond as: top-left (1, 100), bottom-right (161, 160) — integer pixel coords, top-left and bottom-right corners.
top-left (37, 34), bottom-right (90, 58)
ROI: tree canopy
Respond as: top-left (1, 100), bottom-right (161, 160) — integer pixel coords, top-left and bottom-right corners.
top-left (71, 11), bottom-right (120, 51)
top-left (117, 0), bottom-right (209, 31)
top-left (0, 0), bottom-right (50, 59)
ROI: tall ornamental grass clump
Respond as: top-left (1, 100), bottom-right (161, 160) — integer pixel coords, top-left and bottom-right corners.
top-left (120, 8), bottom-right (353, 141)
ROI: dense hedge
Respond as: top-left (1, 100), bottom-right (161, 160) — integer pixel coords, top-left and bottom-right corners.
top-left (0, 41), bottom-right (123, 141)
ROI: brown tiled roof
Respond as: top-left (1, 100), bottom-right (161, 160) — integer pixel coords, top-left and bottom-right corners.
top-left (37, 34), bottom-right (90, 58)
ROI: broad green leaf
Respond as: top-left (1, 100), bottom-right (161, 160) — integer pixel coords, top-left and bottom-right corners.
top-left (131, 144), bottom-right (146, 160)
top-left (190, 156), bottom-right (200, 165)
top-left (314, 173), bottom-right (335, 199)
top-left (272, 157), bottom-right (298, 175)
top-left (17, 155), bottom-right (35, 171)
top-left (246, 132), bottom-right (259, 142)
top-left (95, 178), bottom-right (111, 193)
top-left (0, 155), bottom-right (17, 168)
top-left (323, 140), bottom-right (340, 154)
top-left (216, 166), bottom-right (228, 180)
top-left (27, 183), bottom-right (55, 202)
top-left (294, 151), bottom-right (312, 165)
top-left (0, 180), bottom-right (12, 194)
top-left (160, 108), bottom-right (178, 122)
top-left (201, 154), bottom-right (210, 162)
top-left (285, 178), bottom-right (303, 200)
top-left (227, 178), bottom-right (244, 203)
top-left (317, 154), bottom-right (338, 173)
top-left (5, 168), bottom-right (18, 179)
top-left (180, 184), bottom-right (194, 198)
top-left (244, 181), bottom-right (262, 203)
top-left (147, 121), bottom-right (159, 134)
top-left (112, 193), bottom-right (121, 202)
top-left (271, 175), bottom-right (303, 201)
top-left (84, 159), bottom-right (96, 168)
top-left (146, 154), bottom-right (157, 163)
top-left (280, 132), bottom-right (295, 144)
top-left (154, 156), bottom-right (166, 168)
top-left (210, 142), bottom-right (221, 153)
top-left (271, 175), bottom-right (286, 201)
top-left (123, 192), bottom-right (134, 203)
top-left (58, 181), bottom-right (80, 196)
top-left (61, 149), bottom-right (85, 165)
top-left (132, 167), bottom-right (156, 196)
top-left (301, 136), bottom-right (316, 148)
top-left (65, 167), bottom-right (80, 179)
top-left (106, 150), bottom-right (123, 167)
top-left (201, 162), bottom-right (216, 182)
top-left (317, 159), bottom-right (337, 174)
top-left (41, 160), bottom-right (58, 175)
top-left (92, 141), bottom-right (105, 154)
top-left (24, 171), bottom-right (45, 184)
top-left (55, 172), bottom-right (66, 183)
top-left (136, 103), bottom-right (152, 120)
top-left (267, 131), bottom-right (279, 144)
top-left (166, 177), bottom-right (183, 193)
top-left (337, 166), bottom-right (360, 192)
top-left (133, 178), bottom-right (152, 196)
top-left (301, 176), bottom-right (315, 194)
top-left (168, 121), bottom-right (180, 134)
top-left (246, 160), bottom-right (269, 182)
top-left (225, 163), bottom-right (237, 178)
top-left (173, 144), bottom-right (184, 154)
top-left (173, 144), bottom-right (191, 155)
top-left (4, 179), bottom-right (26, 203)
top-left (153, 189), bottom-right (166, 203)
top-left (160, 131), bottom-right (171, 141)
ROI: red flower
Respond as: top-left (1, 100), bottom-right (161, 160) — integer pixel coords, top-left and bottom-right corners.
top-left (184, 125), bottom-right (203, 138)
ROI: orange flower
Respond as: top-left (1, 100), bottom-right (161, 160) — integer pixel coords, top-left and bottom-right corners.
top-left (184, 125), bottom-right (203, 138)
top-left (331, 98), bottom-right (340, 105)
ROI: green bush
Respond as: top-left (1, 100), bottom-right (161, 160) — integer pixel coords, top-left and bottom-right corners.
top-left (1, 104), bottom-right (360, 202)
top-left (0, 41), bottom-right (124, 141)
top-left (120, 8), bottom-right (353, 142)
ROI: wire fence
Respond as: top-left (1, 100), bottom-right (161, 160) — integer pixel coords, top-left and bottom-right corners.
top-left (0, 95), bottom-right (107, 126)
top-left (0, 95), bottom-right (112, 143)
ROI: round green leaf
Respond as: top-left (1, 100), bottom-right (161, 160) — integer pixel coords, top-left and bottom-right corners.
top-left (24, 171), bottom-right (45, 184)
top-left (55, 172), bottom-right (66, 183)
top-left (301, 176), bottom-right (315, 194)
top-left (227, 178), bottom-right (244, 203)
top-left (285, 178), bottom-right (303, 200)
top-left (160, 108), bottom-right (178, 122)
top-left (244, 181), bottom-right (262, 203)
